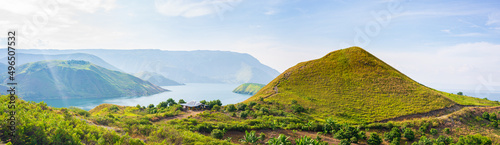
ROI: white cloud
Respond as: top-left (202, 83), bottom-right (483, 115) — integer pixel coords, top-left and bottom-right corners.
top-left (264, 9), bottom-right (277, 15)
top-left (154, 0), bottom-right (241, 18)
top-left (452, 32), bottom-right (485, 37)
top-left (486, 12), bottom-right (500, 25)
top-left (440, 29), bottom-right (451, 33)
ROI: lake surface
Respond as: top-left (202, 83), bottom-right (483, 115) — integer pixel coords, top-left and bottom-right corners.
top-left (27, 83), bottom-right (252, 110)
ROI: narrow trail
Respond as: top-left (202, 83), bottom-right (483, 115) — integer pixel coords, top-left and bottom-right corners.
top-left (376, 105), bottom-right (490, 123)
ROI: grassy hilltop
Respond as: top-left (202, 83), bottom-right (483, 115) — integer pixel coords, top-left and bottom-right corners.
top-left (245, 47), bottom-right (498, 123)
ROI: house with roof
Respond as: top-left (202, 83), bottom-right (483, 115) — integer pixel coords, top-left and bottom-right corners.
top-left (180, 101), bottom-right (209, 110)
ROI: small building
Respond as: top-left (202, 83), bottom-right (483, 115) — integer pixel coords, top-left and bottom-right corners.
top-left (180, 101), bottom-right (209, 110)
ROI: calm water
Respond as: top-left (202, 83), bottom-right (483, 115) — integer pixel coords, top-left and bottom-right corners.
top-left (26, 83), bottom-right (252, 110)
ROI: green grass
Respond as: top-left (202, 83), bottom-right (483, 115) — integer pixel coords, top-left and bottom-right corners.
top-left (233, 83), bottom-right (265, 95)
top-left (246, 47), bottom-right (499, 124)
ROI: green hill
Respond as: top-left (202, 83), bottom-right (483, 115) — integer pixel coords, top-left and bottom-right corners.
top-left (245, 47), bottom-right (498, 123)
top-left (233, 83), bottom-right (265, 95)
top-left (134, 71), bottom-right (184, 86)
top-left (3, 60), bottom-right (167, 99)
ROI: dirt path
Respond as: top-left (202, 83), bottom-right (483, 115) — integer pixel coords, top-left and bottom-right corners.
top-left (154, 110), bottom-right (204, 123)
top-left (375, 104), bottom-right (480, 123)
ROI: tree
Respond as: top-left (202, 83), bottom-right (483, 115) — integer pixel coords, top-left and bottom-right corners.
top-left (136, 104), bottom-right (141, 109)
top-left (367, 133), bottom-right (382, 145)
top-left (157, 101), bottom-right (168, 108)
top-left (166, 98), bottom-right (177, 107)
top-left (178, 99), bottom-right (186, 104)
top-left (403, 128), bottom-right (415, 141)
top-left (291, 104), bottom-right (305, 113)
top-left (416, 136), bottom-right (432, 145)
top-left (457, 92), bottom-right (463, 95)
top-left (148, 104), bottom-right (155, 109)
top-left (226, 104), bottom-right (236, 112)
top-left (239, 111), bottom-right (248, 119)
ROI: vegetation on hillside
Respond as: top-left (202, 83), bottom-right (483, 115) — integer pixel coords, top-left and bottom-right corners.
top-left (1, 60), bottom-right (167, 99)
top-left (246, 47), bottom-right (499, 123)
top-left (233, 83), bottom-right (266, 95)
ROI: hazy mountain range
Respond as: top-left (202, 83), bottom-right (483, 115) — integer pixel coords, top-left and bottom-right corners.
top-left (2, 49), bottom-right (280, 84)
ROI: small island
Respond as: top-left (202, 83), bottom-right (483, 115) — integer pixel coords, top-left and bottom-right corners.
top-left (232, 83), bottom-right (265, 95)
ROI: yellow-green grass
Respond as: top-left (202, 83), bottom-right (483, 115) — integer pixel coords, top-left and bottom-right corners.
top-left (245, 47), bottom-right (499, 124)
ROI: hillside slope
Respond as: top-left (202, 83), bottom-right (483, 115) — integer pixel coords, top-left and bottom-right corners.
top-left (233, 83), bottom-right (265, 95)
top-left (246, 47), bottom-right (498, 123)
top-left (134, 71), bottom-right (184, 86)
top-left (3, 60), bottom-right (166, 99)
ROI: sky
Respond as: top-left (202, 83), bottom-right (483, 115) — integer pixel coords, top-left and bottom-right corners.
top-left (0, 0), bottom-right (500, 98)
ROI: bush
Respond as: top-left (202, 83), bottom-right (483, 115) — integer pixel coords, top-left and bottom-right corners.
top-left (212, 105), bottom-right (221, 111)
top-left (384, 127), bottom-right (401, 142)
top-left (367, 133), bottom-right (382, 145)
top-left (237, 103), bottom-right (247, 111)
top-left (248, 101), bottom-right (257, 108)
top-left (490, 112), bottom-right (497, 121)
top-left (390, 138), bottom-right (400, 145)
top-left (211, 129), bottom-right (225, 139)
top-left (166, 98), bottom-right (177, 106)
top-left (109, 105), bottom-right (120, 112)
top-left (443, 128), bottom-right (450, 134)
top-left (178, 99), bottom-right (186, 104)
top-left (339, 139), bottom-right (350, 145)
top-left (295, 136), bottom-right (325, 145)
top-left (490, 121), bottom-right (498, 128)
top-left (403, 128), bottom-right (415, 141)
top-left (430, 128), bottom-right (438, 135)
top-left (434, 135), bottom-right (452, 145)
top-left (291, 104), bottom-right (305, 113)
top-left (225, 104), bottom-right (236, 112)
top-left (416, 136), bottom-right (432, 145)
top-left (483, 112), bottom-right (490, 120)
top-left (455, 134), bottom-right (492, 145)
top-left (239, 111), bottom-right (248, 119)
top-left (148, 104), bottom-right (155, 109)
top-left (157, 101), bottom-right (168, 108)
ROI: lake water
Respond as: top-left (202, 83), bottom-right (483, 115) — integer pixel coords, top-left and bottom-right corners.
top-left (27, 83), bottom-right (252, 110)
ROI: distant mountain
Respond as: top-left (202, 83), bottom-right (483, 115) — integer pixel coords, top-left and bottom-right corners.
top-left (12, 49), bottom-right (280, 84)
top-left (246, 47), bottom-right (498, 123)
top-left (233, 83), bottom-right (265, 95)
top-left (0, 53), bottom-right (120, 71)
top-left (1, 60), bottom-right (166, 99)
top-left (134, 71), bottom-right (184, 86)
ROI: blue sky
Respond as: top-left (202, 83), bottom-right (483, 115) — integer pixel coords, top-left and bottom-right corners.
top-left (1, 0), bottom-right (500, 98)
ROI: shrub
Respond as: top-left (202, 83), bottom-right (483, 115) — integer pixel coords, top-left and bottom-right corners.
top-left (225, 104), bottom-right (237, 112)
top-left (339, 139), bottom-right (350, 145)
top-left (434, 135), bottom-right (452, 145)
top-left (430, 128), bottom-right (438, 135)
top-left (237, 103), bottom-right (247, 111)
top-left (490, 112), bottom-right (497, 121)
top-left (109, 105), bottom-right (120, 112)
top-left (384, 127), bottom-right (401, 142)
top-left (295, 136), bottom-right (325, 145)
top-left (443, 128), bottom-right (450, 134)
top-left (390, 138), bottom-right (400, 145)
top-left (239, 111), bottom-right (248, 119)
top-left (455, 134), bottom-right (492, 145)
top-left (260, 107), bottom-right (269, 114)
top-left (211, 129), bottom-right (225, 139)
top-left (157, 101), bottom-right (168, 108)
top-left (403, 128), bottom-right (415, 141)
top-left (416, 136), bottom-right (432, 145)
top-left (148, 104), bottom-right (155, 109)
top-left (367, 133), bottom-right (382, 145)
top-left (248, 101), bottom-right (257, 108)
top-left (178, 99), bottom-right (186, 104)
top-left (212, 105), bottom-right (221, 111)
top-left (291, 104), bottom-right (305, 113)
top-left (260, 132), bottom-right (266, 141)
top-left (490, 121), bottom-right (498, 128)
top-left (482, 112), bottom-right (490, 120)
top-left (166, 98), bottom-right (177, 106)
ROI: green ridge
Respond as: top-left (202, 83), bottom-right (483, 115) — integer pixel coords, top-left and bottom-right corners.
top-left (5, 60), bottom-right (167, 99)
